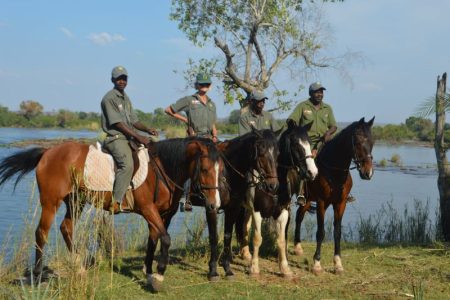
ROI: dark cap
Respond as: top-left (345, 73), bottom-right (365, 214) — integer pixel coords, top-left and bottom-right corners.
top-left (309, 82), bottom-right (326, 93)
top-left (196, 73), bottom-right (212, 84)
top-left (111, 66), bottom-right (128, 79)
top-left (249, 90), bottom-right (267, 101)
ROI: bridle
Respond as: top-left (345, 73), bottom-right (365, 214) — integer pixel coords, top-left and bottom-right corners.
top-left (190, 153), bottom-right (220, 208)
top-left (278, 133), bottom-right (314, 177)
top-left (319, 131), bottom-right (373, 173)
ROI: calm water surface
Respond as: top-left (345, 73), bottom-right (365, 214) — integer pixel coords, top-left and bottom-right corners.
top-left (0, 128), bottom-right (444, 251)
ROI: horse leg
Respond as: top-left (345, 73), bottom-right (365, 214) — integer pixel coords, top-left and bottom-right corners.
top-left (206, 210), bottom-right (219, 281)
top-left (221, 209), bottom-right (238, 277)
top-left (141, 204), bottom-right (170, 292)
top-left (276, 208), bottom-right (293, 277)
top-left (34, 202), bottom-right (59, 277)
top-left (294, 202), bottom-right (311, 256)
top-left (312, 200), bottom-right (327, 275)
top-left (238, 208), bottom-right (252, 262)
top-left (59, 196), bottom-right (85, 271)
top-left (333, 201), bottom-right (347, 274)
top-left (249, 210), bottom-right (262, 275)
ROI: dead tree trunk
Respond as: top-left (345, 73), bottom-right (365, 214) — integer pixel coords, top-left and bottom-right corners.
top-left (435, 72), bottom-right (450, 241)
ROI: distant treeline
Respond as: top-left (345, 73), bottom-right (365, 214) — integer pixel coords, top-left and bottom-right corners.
top-left (0, 101), bottom-right (239, 134)
top-left (372, 116), bottom-right (450, 143)
top-left (2, 102), bottom-right (448, 142)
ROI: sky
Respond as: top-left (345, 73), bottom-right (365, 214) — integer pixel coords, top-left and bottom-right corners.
top-left (0, 0), bottom-right (449, 124)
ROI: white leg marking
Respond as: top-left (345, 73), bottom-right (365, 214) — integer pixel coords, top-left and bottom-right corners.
top-left (312, 259), bottom-right (323, 275)
top-left (214, 162), bottom-right (221, 208)
top-left (250, 211), bottom-right (262, 275)
top-left (276, 209), bottom-right (292, 276)
top-left (334, 255), bottom-right (344, 274)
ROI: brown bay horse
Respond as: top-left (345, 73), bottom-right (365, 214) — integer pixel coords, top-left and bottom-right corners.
top-left (294, 117), bottom-right (375, 274)
top-left (0, 137), bottom-right (221, 291)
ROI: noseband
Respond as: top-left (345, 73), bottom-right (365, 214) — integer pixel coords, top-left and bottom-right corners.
top-left (190, 154), bottom-right (220, 205)
top-left (351, 134), bottom-right (373, 172)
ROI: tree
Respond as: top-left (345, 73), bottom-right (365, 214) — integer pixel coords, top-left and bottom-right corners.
top-left (228, 109), bottom-right (241, 124)
top-left (19, 100), bottom-right (43, 120)
top-left (170, 0), bottom-right (354, 109)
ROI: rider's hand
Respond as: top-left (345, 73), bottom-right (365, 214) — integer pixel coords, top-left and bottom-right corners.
top-left (147, 128), bottom-right (159, 136)
top-left (323, 133), bottom-right (332, 143)
top-left (136, 135), bottom-right (150, 146)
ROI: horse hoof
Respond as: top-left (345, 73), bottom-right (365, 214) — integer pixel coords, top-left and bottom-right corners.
top-left (312, 267), bottom-right (322, 276)
top-left (281, 271), bottom-right (294, 279)
top-left (294, 244), bottom-right (304, 256)
top-left (147, 274), bottom-right (164, 293)
top-left (225, 273), bottom-right (235, 280)
top-left (241, 253), bottom-right (252, 263)
top-left (335, 267), bottom-right (344, 275)
top-left (208, 275), bottom-right (220, 282)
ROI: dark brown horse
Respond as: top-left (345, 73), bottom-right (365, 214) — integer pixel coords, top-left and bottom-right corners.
top-left (236, 120), bottom-right (318, 276)
top-left (217, 128), bottom-right (280, 277)
top-left (0, 137), bottom-right (221, 291)
top-left (294, 117), bottom-right (375, 274)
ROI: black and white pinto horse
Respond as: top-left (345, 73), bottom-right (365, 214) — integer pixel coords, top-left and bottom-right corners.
top-left (237, 120), bottom-right (318, 276)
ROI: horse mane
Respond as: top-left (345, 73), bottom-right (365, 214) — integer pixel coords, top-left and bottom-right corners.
top-left (153, 137), bottom-right (220, 181)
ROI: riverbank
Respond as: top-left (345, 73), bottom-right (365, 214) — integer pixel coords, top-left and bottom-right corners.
top-left (3, 242), bottom-right (449, 299)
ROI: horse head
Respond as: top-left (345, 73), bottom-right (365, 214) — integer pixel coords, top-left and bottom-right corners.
top-left (352, 116), bottom-right (375, 180)
top-left (251, 127), bottom-right (280, 195)
top-left (186, 138), bottom-right (223, 213)
top-left (283, 119), bottom-right (318, 180)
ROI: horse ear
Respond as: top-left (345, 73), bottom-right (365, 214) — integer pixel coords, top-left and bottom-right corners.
top-left (302, 122), bottom-right (313, 132)
top-left (286, 118), bottom-right (296, 130)
top-left (251, 125), bottom-right (263, 138)
top-left (367, 116), bottom-right (375, 127)
top-left (358, 117), bottom-right (365, 124)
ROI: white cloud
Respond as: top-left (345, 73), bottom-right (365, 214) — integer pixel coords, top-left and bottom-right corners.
top-left (88, 32), bottom-right (126, 46)
top-left (59, 27), bottom-right (74, 38)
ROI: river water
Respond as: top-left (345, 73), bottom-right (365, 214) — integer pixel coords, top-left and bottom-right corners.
top-left (0, 128), bottom-right (444, 251)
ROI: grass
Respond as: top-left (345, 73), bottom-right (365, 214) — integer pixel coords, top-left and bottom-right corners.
top-left (0, 193), bottom-right (449, 299)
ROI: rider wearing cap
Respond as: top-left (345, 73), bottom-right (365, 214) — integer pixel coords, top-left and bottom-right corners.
top-left (239, 90), bottom-right (280, 135)
top-left (101, 66), bottom-right (158, 214)
top-left (288, 82), bottom-right (357, 207)
top-left (165, 72), bottom-right (218, 211)
top-left (165, 73), bottom-right (218, 142)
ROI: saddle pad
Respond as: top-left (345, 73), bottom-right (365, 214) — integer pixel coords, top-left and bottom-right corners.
top-left (83, 142), bottom-right (149, 191)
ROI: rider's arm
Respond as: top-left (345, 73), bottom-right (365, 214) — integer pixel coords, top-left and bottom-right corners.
top-left (323, 106), bottom-right (337, 142)
top-left (133, 121), bottom-right (158, 136)
top-left (238, 115), bottom-right (251, 136)
top-left (113, 122), bottom-right (150, 145)
top-left (164, 105), bottom-right (188, 124)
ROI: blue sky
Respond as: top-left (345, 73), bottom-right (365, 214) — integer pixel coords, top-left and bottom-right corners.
top-left (0, 0), bottom-right (449, 124)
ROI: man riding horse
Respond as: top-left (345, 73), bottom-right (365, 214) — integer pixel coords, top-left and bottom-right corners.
top-left (289, 82), bottom-right (356, 207)
top-left (101, 66), bottom-right (158, 213)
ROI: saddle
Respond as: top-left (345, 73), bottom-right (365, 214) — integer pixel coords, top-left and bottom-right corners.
top-left (83, 142), bottom-right (149, 192)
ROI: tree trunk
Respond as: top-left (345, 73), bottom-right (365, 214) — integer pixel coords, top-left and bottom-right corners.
top-left (435, 72), bottom-right (450, 241)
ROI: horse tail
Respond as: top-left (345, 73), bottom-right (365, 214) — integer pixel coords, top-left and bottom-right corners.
top-left (0, 147), bottom-right (47, 189)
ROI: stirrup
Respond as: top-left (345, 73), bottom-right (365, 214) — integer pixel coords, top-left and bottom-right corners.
top-left (347, 194), bottom-right (356, 203)
top-left (296, 195), bottom-right (307, 206)
top-left (184, 200), bottom-right (193, 212)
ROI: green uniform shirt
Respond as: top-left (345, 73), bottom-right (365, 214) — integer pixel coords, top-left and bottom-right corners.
top-left (101, 88), bottom-right (138, 138)
top-left (239, 109), bottom-right (280, 135)
top-left (288, 98), bottom-right (336, 143)
top-left (170, 94), bottom-right (217, 135)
